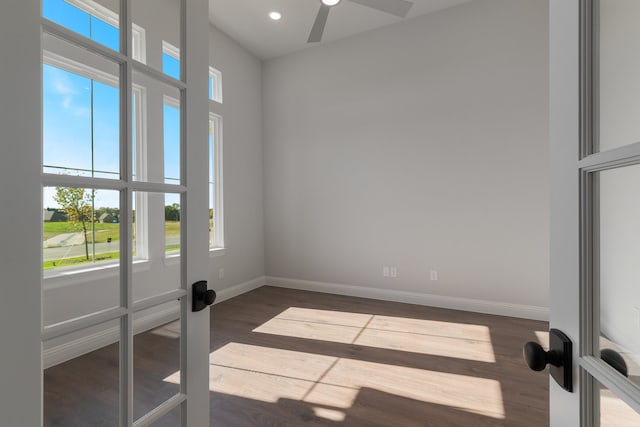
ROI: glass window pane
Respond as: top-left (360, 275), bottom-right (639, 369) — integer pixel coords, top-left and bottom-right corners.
top-left (132, 0), bottom-right (181, 79)
top-left (598, 1), bottom-right (640, 152)
top-left (132, 192), bottom-right (180, 302)
top-left (163, 51), bottom-right (180, 80)
top-left (44, 320), bottom-right (120, 426)
top-left (42, 0), bottom-right (120, 53)
top-left (43, 187), bottom-right (121, 326)
top-left (165, 193), bottom-right (181, 255)
top-left (598, 165), bottom-right (640, 389)
top-left (164, 102), bottom-right (181, 184)
top-left (132, 71), bottom-right (181, 184)
top-left (43, 33), bottom-right (120, 179)
top-left (134, 301), bottom-right (181, 421)
top-left (600, 382), bottom-right (640, 426)
top-left (152, 405), bottom-right (181, 426)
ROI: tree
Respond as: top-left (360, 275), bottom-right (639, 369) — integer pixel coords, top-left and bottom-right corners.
top-left (165, 203), bottom-right (180, 222)
top-left (54, 187), bottom-right (94, 260)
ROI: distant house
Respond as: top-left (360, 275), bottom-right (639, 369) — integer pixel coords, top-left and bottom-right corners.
top-left (43, 208), bottom-right (67, 222)
top-left (99, 213), bottom-right (118, 224)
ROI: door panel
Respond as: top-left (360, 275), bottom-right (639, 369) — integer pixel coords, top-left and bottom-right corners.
top-left (597, 0), bottom-right (640, 152)
top-left (44, 320), bottom-right (121, 426)
top-left (551, 0), bottom-right (640, 425)
top-left (599, 382), bottom-right (640, 426)
top-left (133, 301), bottom-right (181, 421)
top-left (40, 0), bottom-right (210, 425)
top-left (597, 165), bottom-right (640, 389)
top-left (130, 0), bottom-right (181, 79)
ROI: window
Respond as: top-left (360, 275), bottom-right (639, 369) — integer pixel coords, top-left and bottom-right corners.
top-left (43, 0), bottom-right (119, 51)
top-left (163, 96), bottom-right (181, 185)
top-left (209, 67), bottom-right (223, 103)
top-left (209, 114), bottom-right (224, 250)
top-left (162, 41), bottom-right (181, 80)
top-left (42, 36), bottom-right (147, 272)
top-left (42, 0), bottom-right (146, 63)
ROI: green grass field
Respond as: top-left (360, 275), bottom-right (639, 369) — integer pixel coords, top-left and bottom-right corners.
top-left (43, 251), bottom-right (120, 270)
top-left (44, 221), bottom-right (181, 244)
top-left (44, 221), bottom-right (182, 269)
top-left (43, 222), bottom-right (120, 243)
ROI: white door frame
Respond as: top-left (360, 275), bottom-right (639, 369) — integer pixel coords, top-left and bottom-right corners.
top-left (0, 0), bottom-right (210, 424)
top-left (551, 0), bottom-right (640, 424)
top-left (0, 1), bottom-right (43, 425)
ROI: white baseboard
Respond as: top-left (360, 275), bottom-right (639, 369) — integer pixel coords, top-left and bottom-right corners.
top-left (215, 276), bottom-right (266, 304)
top-left (43, 276), bottom-right (267, 369)
top-left (266, 276), bottom-right (549, 321)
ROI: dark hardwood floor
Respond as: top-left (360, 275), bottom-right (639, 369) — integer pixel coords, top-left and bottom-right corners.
top-left (45, 286), bottom-right (550, 426)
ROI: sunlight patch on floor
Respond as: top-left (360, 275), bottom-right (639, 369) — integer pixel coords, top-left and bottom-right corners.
top-left (601, 387), bottom-right (640, 427)
top-left (322, 358), bottom-right (505, 419)
top-left (535, 331), bottom-right (549, 348)
top-left (211, 342), bottom-right (338, 381)
top-left (205, 342), bottom-right (505, 419)
top-left (276, 307), bottom-right (373, 328)
top-left (253, 317), bottom-right (363, 344)
top-left (253, 307), bottom-right (496, 362)
top-left (312, 406), bottom-right (347, 422)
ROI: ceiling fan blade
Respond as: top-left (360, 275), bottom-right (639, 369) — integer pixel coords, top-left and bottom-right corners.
top-left (348, 0), bottom-right (413, 18)
top-left (308, 4), bottom-right (331, 43)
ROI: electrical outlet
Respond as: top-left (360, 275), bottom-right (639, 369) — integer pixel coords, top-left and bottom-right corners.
top-left (634, 307), bottom-right (640, 328)
top-left (430, 270), bottom-right (438, 281)
top-left (218, 268), bottom-right (224, 280)
top-left (383, 266), bottom-right (390, 277)
top-left (390, 267), bottom-right (398, 278)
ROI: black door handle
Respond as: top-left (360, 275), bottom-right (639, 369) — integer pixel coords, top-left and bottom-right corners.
top-left (523, 328), bottom-right (573, 392)
top-left (192, 281), bottom-right (216, 312)
top-left (601, 348), bottom-right (628, 377)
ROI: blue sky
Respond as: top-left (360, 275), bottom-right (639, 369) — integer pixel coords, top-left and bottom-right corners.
top-left (43, 0), bottom-right (181, 209)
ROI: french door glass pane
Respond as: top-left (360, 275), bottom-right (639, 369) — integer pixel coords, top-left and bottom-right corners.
top-left (132, 70), bottom-right (181, 184)
top-left (133, 192), bottom-right (181, 302)
top-left (44, 319), bottom-right (120, 426)
top-left (600, 382), bottom-right (640, 426)
top-left (598, 165), bottom-right (640, 388)
top-left (43, 32), bottom-right (120, 179)
top-left (152, 405), bottom-right (181, 426)
top-left (134, 301), bottom-right (181, 421)
top-left (598, 1), bottom-right (640, 152)
top-left (42, 0), bottom-right (120, 53)
top-left (43, 187), bottom-right (120, 326)
top-left (165, 193), bottom-right (181, 255)
top-left (131, 0), bottom-right (181, 80)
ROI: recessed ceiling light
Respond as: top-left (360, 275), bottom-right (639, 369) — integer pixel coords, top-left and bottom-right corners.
top-left (321, 0), bottom-right (341, 6)
top-left (269, 11), bottom-right (282, 21)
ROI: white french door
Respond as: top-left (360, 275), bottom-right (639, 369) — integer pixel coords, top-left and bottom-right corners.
top-left (37, 0), bottom-right (210, 425)
top-left (550, 0), bottom-right (640, 425)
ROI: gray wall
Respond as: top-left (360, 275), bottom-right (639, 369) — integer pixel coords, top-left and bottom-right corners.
top-left (263, 0), bottom-right (550, 308)
top-left (208, 24), bottom-right (265, 290)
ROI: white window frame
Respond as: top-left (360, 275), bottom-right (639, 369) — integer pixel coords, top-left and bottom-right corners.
top-left (209, 113), bottom-right (224, 253)
top-left (42, 49), bottom-right (149, 281)
top-left (209, 66), bottom-right (222, 103)
top-left (162, 40), bottom-right (180, 61)
top-left (58, 0), bottom-right (147, 64)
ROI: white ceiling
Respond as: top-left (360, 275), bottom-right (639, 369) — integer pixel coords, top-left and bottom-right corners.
top-left (209, 0), bottom-right (473, 60)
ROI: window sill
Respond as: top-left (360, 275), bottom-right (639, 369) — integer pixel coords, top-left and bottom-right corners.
top-left (209, 248), bottom-right (226, 258)
top-left (163, 252), bottom-right (181, 267)
top-left (43, 259), bottom-right (151, 290)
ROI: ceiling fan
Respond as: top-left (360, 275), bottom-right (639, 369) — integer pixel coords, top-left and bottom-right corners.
top-left (308, 0), bottom-right (414, 43)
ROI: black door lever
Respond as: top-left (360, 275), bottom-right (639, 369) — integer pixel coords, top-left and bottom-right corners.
top-left (192, 281), bottom-right (216, 312)
top-left (524, 328), bottom-right (573, 392)
top-left (601, 348), bottom-right (628, 377)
